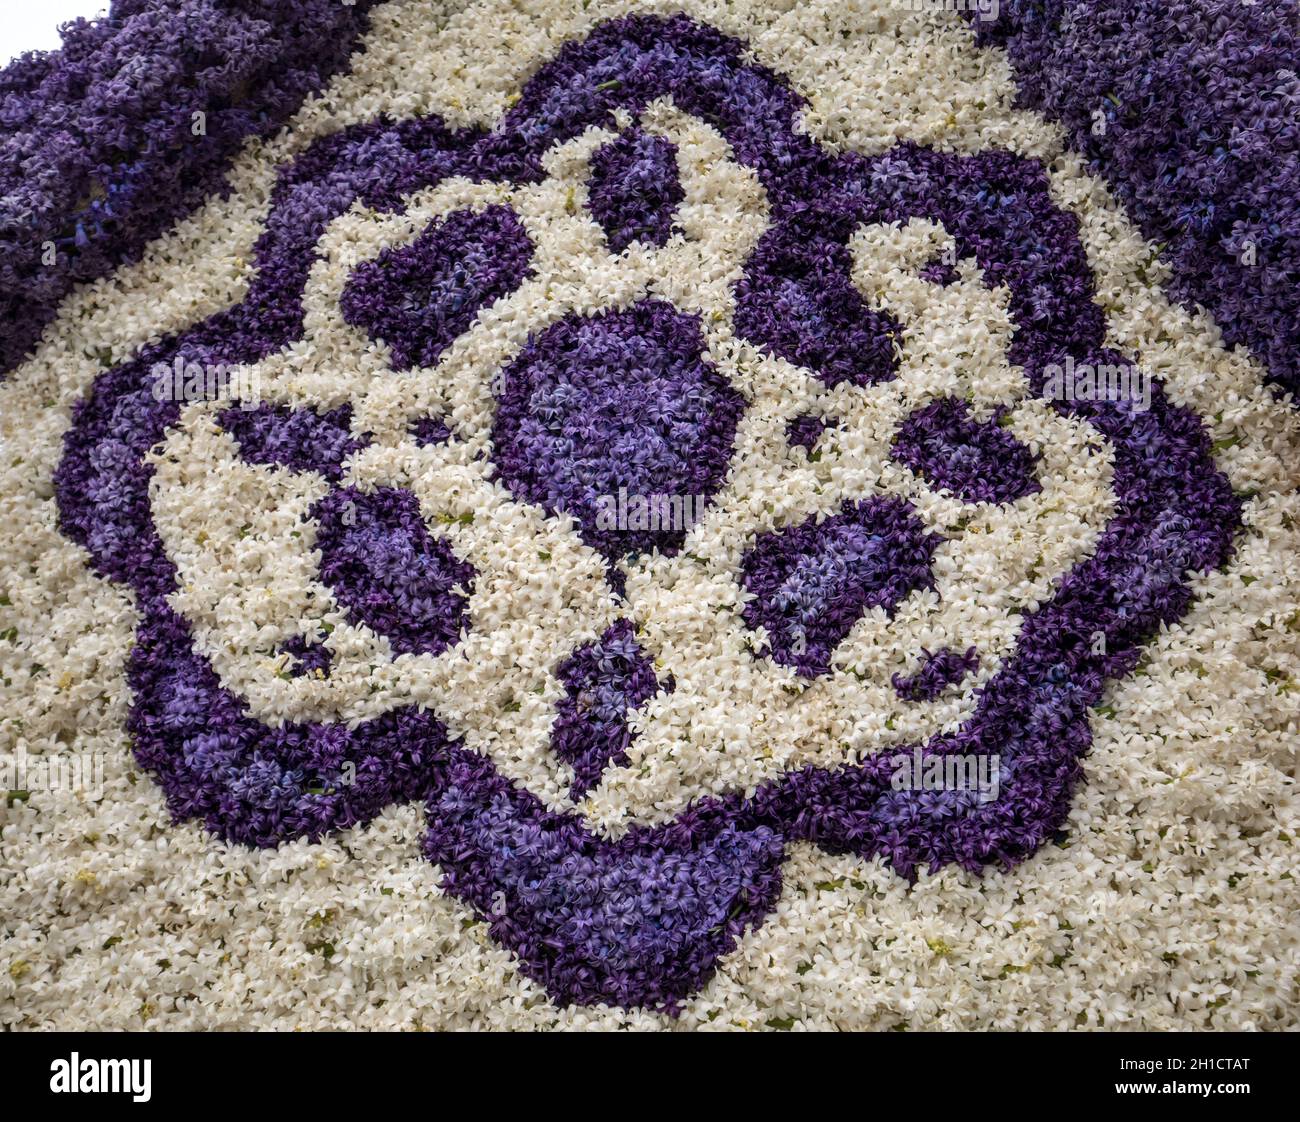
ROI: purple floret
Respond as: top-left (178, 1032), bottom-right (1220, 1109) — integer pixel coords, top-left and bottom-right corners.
top-left (892, 398), bottom-right (1041, 505)
top-left (893, 647), bottom-right (980, 702)
top-left (587, 127), bottom-right (684, 251)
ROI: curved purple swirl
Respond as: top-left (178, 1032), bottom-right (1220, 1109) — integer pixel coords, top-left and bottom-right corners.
top-left (892, 398), bottom-right (1040, 505)
top-left (741, 498), bottom-right (941, 679)
top-left (340, 204), bottom-right (535, 370)
top-left (587, 126), bottom-right (684, 252)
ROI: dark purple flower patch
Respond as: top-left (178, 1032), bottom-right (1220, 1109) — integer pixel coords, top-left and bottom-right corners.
top-left (409, 415), bottom-right (452, 447)
top-left (785, 413), bottom-right (832, 452)
top-left (280, 633), bottom-right (333, 679)
top-left (587, 127), bottom-right (684, 252)
top-left (128, 605), bottom-right (454, 848)
top-left (219, 401), bottom-right (366, 482)
top-left (919, 257), bottom-right (961, 287)
top-left (549, 619), bottom-right (665, 798)
top-left (734, 216), bottom-right (903, 388)
top-left (741, 499), bottom-right (942, 678)
top-left (311, 486), bottom-right (474, 658)
top-left (893, 647), bottom-right (980, 702)
top-left (424, 750), bottom-right (786, 1012)
top-left (491, 299), bottom-right (744, 563)
top-left (340, 204), bottom-right (535, 370)
top-left (892, 398), bottom-right (1041, 505)
top-left (476, 13), bottom-right (833, 198)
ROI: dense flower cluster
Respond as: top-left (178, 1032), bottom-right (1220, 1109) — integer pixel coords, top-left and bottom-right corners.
top-left (586, 127), bottom-right (685, 252)
top-left (971, 0), bottom-right (1300, 400)
top-left (490, 299), bottom-right (745, 565)
top-left (341, 204), bottom-right (535, 370)
top-left (408, 414), bottom-right (452, 447)
top-left (424, 754), bottom-right (786, 1011)
top-left (128, 605), bottom-right (456, 846)
top-left (279, 633), bottom-right (332, 679)
top-left (549, 620), bottom-right (666, 799)
top-left (784, 413), bottom-right (831, 453)
top-left (891, 398), bottom-right (1040, 505)
top-left (735, 215), bottom-right (903, 389)
top-left (740, 498), bottom-right (941, 678)
top-left (312, 486), bottom-right (476, 659)
top-left (219, 402), bottom-right (366, 483)
top-left (892, 646), bottom-right (981, 702)
top-left (0, 0), bottom-right (382, 376)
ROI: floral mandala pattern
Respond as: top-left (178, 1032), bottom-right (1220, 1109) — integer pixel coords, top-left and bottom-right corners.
top-left (51, 15), bottom-right (1244, 1013)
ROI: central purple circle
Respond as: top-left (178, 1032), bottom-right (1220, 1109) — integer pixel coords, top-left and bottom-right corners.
top-left (490, 299), bottom-right (745, 564)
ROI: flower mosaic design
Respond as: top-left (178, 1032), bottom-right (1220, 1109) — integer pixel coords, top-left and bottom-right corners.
top-left (55, 15), bottom-right (1241, 1012)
